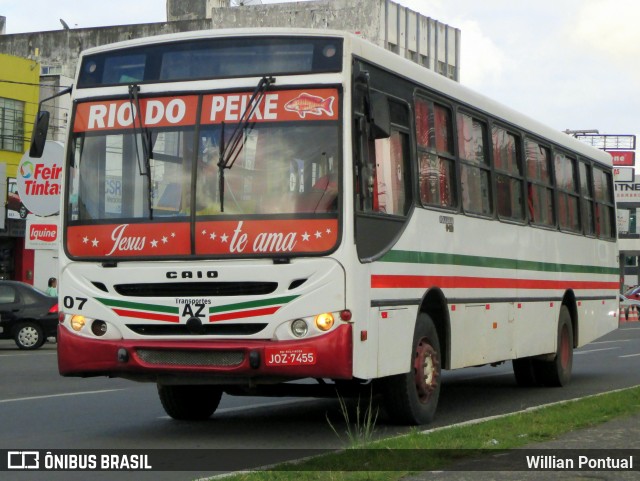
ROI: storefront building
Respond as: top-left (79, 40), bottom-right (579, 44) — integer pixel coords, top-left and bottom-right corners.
top-left (0, 53), bottom-right (39, 284)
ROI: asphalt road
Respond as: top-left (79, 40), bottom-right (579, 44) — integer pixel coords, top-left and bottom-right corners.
top-left (1, 323), bottom-right (639, 481)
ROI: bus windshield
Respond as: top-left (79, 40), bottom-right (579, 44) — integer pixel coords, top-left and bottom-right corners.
top-left (66, 88), bottom-right (341, 258)
top-left (69, 123), bottom-right (339, 220)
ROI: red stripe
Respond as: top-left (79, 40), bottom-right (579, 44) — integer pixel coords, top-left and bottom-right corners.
top-left (113, 308), bottom-right (180, 323)
top-left (371, 275), bottom-right (618, 291)
top-left (209, 306), bottom-right (280, 323)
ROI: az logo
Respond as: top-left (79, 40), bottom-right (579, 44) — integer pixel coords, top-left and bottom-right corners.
top-left (182, 303), bottom-right (206, 318)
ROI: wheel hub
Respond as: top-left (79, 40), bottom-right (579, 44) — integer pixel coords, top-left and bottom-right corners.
top-left (18, 327), bottom-right (38, 347)
top-left (414, 337), bottom-right (438, 403)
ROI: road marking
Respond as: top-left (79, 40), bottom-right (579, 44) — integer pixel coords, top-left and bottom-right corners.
top-left (620, 353), bottom-right (640, 358)
top-left (590, 339), bottom-right (631, 344)
top-left (0, 389), bottom-right (125, 404)
top-left (575, 347), bottom-right (619, 355)
top-left (0, 352), bottom-right (57, 357)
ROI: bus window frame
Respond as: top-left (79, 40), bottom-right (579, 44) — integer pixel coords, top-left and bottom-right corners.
top-left (553, 148), bottom-right (582, 235)
top-left (524, 136), bottom-right (557, 230)
top-left (578, 159), bottom-right (597, 238)
top-left (490, 120), bottom-right (526, 225)
top-left (409, 87), bottom-right (616, 243)
top-left (413, 91), bottom-right (458, 213)
top-left (592, 164), bottom-right (617, 240)
top-left (456, 107), bottom-right (493, 219)
top-left (352, 63), bottom-right (417, 262)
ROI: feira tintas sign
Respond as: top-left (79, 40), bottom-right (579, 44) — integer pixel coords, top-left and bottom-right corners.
top-left (17, 141), bottom-right (64, 217)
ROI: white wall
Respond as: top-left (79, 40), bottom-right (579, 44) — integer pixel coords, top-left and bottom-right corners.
top-left (34, 248), bottom-right (59, 293)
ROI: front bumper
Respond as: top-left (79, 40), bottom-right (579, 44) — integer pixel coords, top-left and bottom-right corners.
top-left (57, 323), bottom-right (353, 382)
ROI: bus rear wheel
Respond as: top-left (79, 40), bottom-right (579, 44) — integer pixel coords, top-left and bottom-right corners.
top-left (380, 313), bottom-right (441, 425)
top-left (535, 306), bottom-right (573, 387)
top-left (512, 358), bottom-right (537, 387)
top-left (512, 306), bottom-right (573, 388)
top-left (157, 384), bottom-right (222, 420)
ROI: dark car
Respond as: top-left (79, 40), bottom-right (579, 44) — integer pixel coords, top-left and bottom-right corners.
top-left (0, 280), bottom-right (58, 350)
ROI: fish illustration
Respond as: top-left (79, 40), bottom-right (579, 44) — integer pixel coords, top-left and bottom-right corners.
top-left (284, 93), bottom-right (335, 119)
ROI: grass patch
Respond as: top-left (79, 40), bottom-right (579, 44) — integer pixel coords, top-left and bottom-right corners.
top-left (326, 391), bottom-right (379, 448)
top-left (212, 385), bottom-right (640, 480)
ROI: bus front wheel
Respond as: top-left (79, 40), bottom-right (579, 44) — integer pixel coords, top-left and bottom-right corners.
top-left (157, 384), bottom-right (222, 420)
top-left (380, 313), bottom-right (441, 425)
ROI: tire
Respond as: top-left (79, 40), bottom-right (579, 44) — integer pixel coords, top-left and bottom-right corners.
top-left (14, 322), bottom-right (45, 350)
top-left (534, 306), bottom-right (574, 387)
top-left (19, 204), bottom-right (28, 219)
top-left (380, 313), bottom-right (441, 425)
top-left (157, 384), bottom-right (222, 420)
top-left (512, 358), bottom-right (538, 387)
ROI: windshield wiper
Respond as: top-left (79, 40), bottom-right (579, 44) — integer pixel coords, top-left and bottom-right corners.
top-left (217, 76), bottom-right (275, 212)
top-left (128, 84), bottom-right (154, 220)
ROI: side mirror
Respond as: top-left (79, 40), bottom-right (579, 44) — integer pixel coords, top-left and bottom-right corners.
top-left (29, 111), bottom-right (50, 158)
top-left (354, 70), bottom-right (390, 139)
top-left (370, 92), bottom-right (391, 139)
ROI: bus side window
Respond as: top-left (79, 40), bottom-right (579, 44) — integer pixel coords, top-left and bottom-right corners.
top-left (458, 112), bottom-right (492, 216)
top-left (492, 125), bottom-right (524, 221)
top-left (415, 97), bottom-right (456, 208)
top-left (356, 96), bottom-right (411, 217)
top-left (525, 139), bottom-right (555, 226)
top-left (593, 167), bottom-right (616, 239)
top-left (579, 161), bottom-right (595, 235)
top-left (372, 130), bottom-right (410, 215)
top-left (554, 152), bottom-right (580, 232)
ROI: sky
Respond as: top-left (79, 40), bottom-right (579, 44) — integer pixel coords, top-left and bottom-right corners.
top-left (1, 0), bottom-right (638, 140)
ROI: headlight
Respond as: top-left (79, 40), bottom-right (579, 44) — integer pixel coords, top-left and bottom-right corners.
top-left (315, 312), bottom-right (334, 331)
top-left (291, 319), bottom-right (308, 338)
top-left (91, 320), bottom-right (108, 336)
top-left (70, 315), bottom-right (86, 331)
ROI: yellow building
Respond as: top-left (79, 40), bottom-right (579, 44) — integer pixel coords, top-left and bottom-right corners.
top-left (0, 53), bottom-right (40, 283)
top-left (0, 53), bottom-right (40, 177)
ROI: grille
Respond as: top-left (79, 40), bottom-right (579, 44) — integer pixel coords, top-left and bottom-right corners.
top-left (126, 323), bottom-right (267, 336)
top-left (136, 349), bottom-right (244, 367)
top-left (114, 282), bottom-right (277, 297)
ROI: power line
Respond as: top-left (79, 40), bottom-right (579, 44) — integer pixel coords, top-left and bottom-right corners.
top-left (0, 78), bottom-right (71, 89)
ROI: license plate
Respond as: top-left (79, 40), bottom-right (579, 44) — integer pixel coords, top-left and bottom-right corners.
top-left (265, 347), bottom-right (316, 366)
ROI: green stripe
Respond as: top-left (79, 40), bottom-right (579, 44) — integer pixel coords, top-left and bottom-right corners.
top-left (96, 298), bottom-right (180, 314)
top-left (209, 295), bottom-right (299, 314)
top-left (380, 250), bottom-right (618, 276)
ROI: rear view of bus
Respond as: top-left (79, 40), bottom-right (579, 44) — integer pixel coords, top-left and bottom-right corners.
top-left (41, 29), bottom-right (619, 426)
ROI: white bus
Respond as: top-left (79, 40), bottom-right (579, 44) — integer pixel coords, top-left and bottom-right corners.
top-left (31, 29), bottom-right (619, 425)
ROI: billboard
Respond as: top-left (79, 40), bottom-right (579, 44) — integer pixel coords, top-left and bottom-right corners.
top-left (25, 216), bottom-right (59, 250)
top-left (6, 177), bottom-right (30, 220)
top-left (610, 151), bottom-right (635, 167)
top-left (614, 167), bottom-right (634, 182)
top-left (17, 141), bottom-right (63, 217)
